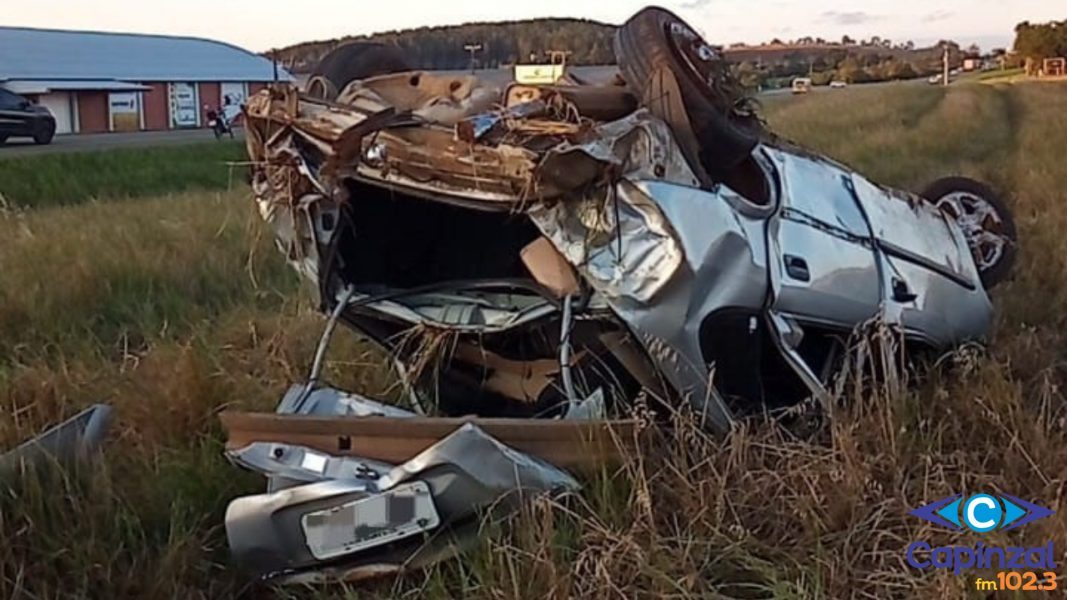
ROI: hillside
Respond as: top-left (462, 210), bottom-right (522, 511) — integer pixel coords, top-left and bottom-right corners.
top-left (270, 18), bottom-right (617, 72)
top-left (269, 17), bottom-right (961, 89)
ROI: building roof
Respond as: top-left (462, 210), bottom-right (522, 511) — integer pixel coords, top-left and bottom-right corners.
top-left (0, 26), bottom-right (291, 83)
top-left (3, 79), bottom-right (151, 95)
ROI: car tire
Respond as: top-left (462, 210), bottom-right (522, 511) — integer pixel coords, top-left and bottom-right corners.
top-left (922, 176), bottom-right (1017, 290)
top-left (33, 123), bottom-right (55, 145)
top-left (309, 42), bottom-right (411, 100)
top-left (613, 7), bottom-right (760, 181)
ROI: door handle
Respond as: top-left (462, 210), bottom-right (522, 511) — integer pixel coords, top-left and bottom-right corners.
top-left (784, 255), bottom-right (810, 282)
top-left (892, 277), bottom-right (918, 302)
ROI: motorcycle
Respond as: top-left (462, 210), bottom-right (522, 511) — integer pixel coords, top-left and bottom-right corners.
top-left (205, 104), bottom-right (235, 139)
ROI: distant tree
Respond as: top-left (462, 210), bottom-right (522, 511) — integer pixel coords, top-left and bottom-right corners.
top-left (842, 35), bottom-right (855, 45)
top-left (1013, 19), bottom-right (1067, 71)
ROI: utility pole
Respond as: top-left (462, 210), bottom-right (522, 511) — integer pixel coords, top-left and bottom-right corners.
top-left (464, 43), bottom-right (483, 74)
top-left (942, 43), bottom-right (950, 87)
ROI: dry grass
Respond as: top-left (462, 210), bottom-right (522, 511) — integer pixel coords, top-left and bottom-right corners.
top-left (1, 81), bottom-right (1066, 599)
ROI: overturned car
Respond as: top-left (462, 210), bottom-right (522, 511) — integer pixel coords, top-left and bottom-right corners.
top-left (225, 6), bottom-right (1017, 582)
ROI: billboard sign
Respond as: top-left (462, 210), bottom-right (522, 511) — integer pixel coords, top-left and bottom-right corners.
top-left (108, 92), bottom-right (141, 132)
top-left (169, 82), bottom-right (198, 128)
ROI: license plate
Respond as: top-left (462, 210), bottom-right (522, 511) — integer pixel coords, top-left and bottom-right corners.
top-left (301, 481), bottom-right (439, 560)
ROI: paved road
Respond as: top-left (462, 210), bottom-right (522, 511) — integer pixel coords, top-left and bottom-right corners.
top-left (0, 127), bottom-right (244, 157)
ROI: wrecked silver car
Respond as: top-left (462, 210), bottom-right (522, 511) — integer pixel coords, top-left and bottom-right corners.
top-left (226, 6), bottom-right (1016, 582)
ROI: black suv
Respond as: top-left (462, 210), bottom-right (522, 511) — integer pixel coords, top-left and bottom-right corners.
top-left (0, 88), bottom-right (56, 145)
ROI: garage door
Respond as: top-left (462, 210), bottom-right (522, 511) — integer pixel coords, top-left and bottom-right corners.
top-left (38, 92), bottom-right (73, 134)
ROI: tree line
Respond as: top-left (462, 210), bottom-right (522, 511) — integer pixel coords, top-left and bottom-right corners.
top-left (271, 18), bottom-right (616, 72)
top-left (270, 17), bottom-right (1065, 87)
top-left (1014, 20), bottom-right (1067, 74)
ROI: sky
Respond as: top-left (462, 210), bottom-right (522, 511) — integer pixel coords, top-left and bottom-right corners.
top-left (3, 0), bottom-right (1062, 52)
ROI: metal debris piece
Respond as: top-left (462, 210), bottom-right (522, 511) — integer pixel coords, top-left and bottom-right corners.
top-left (225, 423), bottom-right (578, 581)
top-left (0, 405), bottom-right (112, 475)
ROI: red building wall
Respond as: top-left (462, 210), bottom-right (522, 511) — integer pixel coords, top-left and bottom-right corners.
top-left (248, 82), bottom-right (267, 96)
top-left (143, 83), bottom-right (168, 130)
top-left (77, 92), bottom-right (108, 133)
top-left (199, 82), bottom-right (221, 127)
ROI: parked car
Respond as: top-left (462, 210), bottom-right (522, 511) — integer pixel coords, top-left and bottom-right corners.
top-left (0, 88), bottom-right (56, 145)
top-left (792, 76), bottom-right (812, 93)
top-left (829, 80), bottom-right (848, 89)
top-left (230, 6), bottom-right (1017, 583)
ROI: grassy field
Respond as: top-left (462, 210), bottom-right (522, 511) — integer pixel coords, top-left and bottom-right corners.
top-left (0, 142), bottom-right (245, 209)
top-left (1, 81), bottom-right (1066, 598)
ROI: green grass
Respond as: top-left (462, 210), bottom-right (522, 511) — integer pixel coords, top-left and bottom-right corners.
top-left (2, 81), bottom-right (1067, 598)
top-left (975, 67), bottom-right (1027, 83)
top-left (0, 142), bottom-right (246, 209)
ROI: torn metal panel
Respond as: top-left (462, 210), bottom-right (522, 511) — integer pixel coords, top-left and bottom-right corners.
top-left (528, 181), bottom-right (683, 303)
top-left (589, 178), bottom-right (772, 432)
top-left (225, 424), bottom-right (577, 582)
top-left (378, 422), bottom-right (579, 494)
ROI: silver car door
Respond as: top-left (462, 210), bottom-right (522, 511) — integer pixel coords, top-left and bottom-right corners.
top-left (764, 147), bottom-right (883, 330)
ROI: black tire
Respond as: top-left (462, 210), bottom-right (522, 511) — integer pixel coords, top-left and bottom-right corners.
top-left (614, 7), bottom-right (759, 181)
top-left (922, 176), bottom-right (1017, 290)
top-left (310, 42), bottom-right (411, 99)
top-left (33, 123), bottom-right (55, 145)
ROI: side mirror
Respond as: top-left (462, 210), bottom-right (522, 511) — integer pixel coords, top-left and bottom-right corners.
top-left (19, 100), bottom-right (31, 110)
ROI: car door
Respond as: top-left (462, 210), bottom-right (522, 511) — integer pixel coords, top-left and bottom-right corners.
top-left (763, 148), bottom-right (883, 330)
top-left (0, 89), bottom-right (31, 137)
top-left (849, 174), bottom-right (992, 345)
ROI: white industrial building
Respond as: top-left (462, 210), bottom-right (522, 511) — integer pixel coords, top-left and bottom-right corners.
top-left (0, 26), bottom-right (290, 135)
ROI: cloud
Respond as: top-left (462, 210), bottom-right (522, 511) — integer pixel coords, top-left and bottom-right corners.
top-left (679, 0), bottom-right (712, 9)
top-left (923, 10), bottom-right (955, 22)
top-left (820, 11), bottom-right (881, 26)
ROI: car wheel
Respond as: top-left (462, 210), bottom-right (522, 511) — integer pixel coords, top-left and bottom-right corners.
top-left (309, 42), bottom-right (411, 100)
top-left (613, 7), bottom-right (760, 182)
top-left (922, 177), bottom-right (1017, 290)
top-left (33, 123), bottom-right (55, 145)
